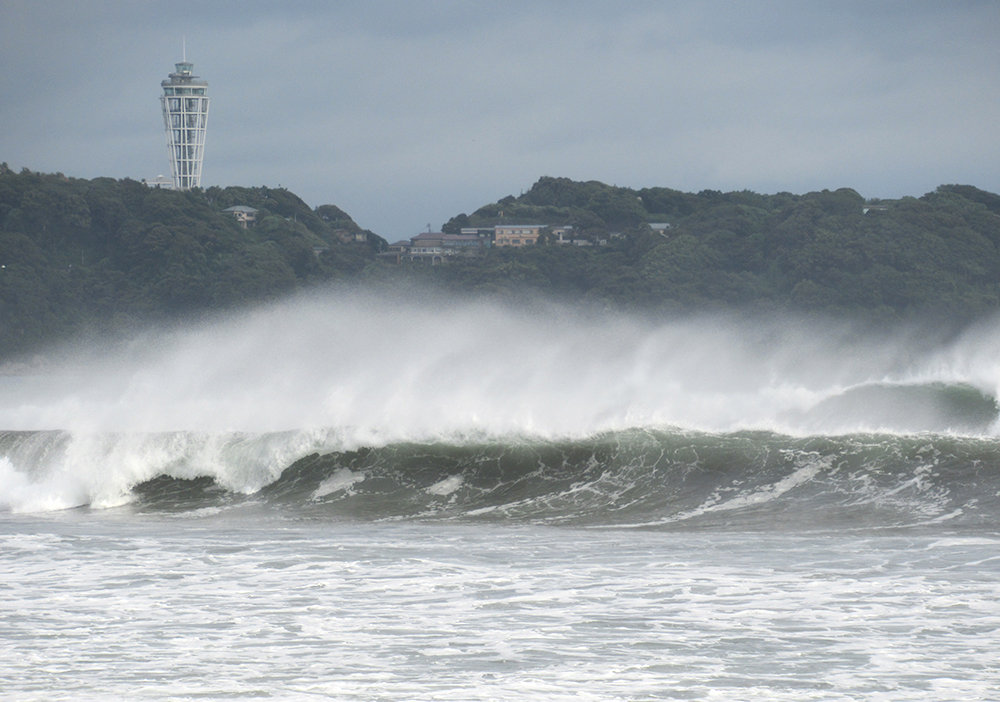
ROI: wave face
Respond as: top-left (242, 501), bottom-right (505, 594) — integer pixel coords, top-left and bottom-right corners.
top-left (3, 289), bottom-right (1000, 522)
top-left (180, 430), bottom-right (1000, 530)
top-left (2, 428), bottom-right (998, 530)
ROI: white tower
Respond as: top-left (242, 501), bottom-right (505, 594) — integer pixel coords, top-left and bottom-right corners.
top-left (160, 58), bottom-right (209, 190)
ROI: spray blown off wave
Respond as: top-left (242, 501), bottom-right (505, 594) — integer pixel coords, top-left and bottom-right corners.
top-left (3, 288), bottom-right (1000, 518)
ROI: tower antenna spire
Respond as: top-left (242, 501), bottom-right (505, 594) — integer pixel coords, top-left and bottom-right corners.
top-left (183, 36), bottom-right (186, 62)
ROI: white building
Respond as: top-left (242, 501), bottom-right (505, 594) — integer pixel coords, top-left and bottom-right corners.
top-left (222, 205), bottom-right (259, 228)
top-left (160, 59), bottom-right (209, 190)
top-left (142, 175), bottom-right (174, 189)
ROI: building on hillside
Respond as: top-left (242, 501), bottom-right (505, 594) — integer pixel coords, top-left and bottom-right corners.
top-left (494, 224), bottom-right (544, 247)
top-left (551, 225), bottom-right (574, 244)
top-left (414, 231), bottom-right (488, 253)
top-left (222, 205), bottom-right (258, 228)
top-left (381, 233), bottom-right (445, 264)
top-left (142, 175), bottom-right (174, 189)
top-left (161, 57), bottom-right (209, 190)
top-left (409, 232), bottom-right (444, 250)
top-left (379, 231), bottom-right (490, 264)
top-left (333, 229), bottom-right (369, 243)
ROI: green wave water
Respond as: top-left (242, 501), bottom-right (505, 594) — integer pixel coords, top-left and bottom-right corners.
top-left (117, 427), bottom-right (1000, 530)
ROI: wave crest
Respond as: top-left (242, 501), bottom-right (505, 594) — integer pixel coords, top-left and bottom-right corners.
top-left (3, 428), bottom-right (991, 531)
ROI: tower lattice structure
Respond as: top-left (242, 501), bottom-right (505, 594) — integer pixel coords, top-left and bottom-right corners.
top-left (160, 60), bottom-right (209, 190)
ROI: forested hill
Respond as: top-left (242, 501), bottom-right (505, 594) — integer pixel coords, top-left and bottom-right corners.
top-left (432, 176), bottom-right (1000, 324)
top-left (0, 165), bottom-right (386, 359)
top-left (4, 165), bottom-right (1000, 362)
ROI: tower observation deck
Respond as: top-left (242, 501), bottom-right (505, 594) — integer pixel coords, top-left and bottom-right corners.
top-left (160, 60), bottom-right (209, 190)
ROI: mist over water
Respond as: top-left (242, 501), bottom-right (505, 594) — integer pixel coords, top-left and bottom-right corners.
top-left (2, 286), bottom-right (1000, 514)
top-left (2, 287), bottom-right (998, 438)
top-left (5, 292), bottom-right (1000, 702)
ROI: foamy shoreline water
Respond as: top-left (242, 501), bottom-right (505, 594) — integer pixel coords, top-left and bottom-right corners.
top-left (2, 516), bottom-right (997, 701)
top-left (4, 295), bottom-right (1000, 699)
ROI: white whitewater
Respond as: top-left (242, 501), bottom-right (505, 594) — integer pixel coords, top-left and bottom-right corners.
top-left (2, 289), bottom-right (1000, 700)
top-left (1, 288), bottom-right (999, 513)
top-left (2, 288), bottom-right (998, 438)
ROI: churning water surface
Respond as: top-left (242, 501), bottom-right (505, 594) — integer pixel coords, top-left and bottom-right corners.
top-left (2, 291), bottom-right (1000, 699)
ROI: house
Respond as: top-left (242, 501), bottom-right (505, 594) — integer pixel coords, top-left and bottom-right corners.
top-left (379, 231), bottom-right (490, 264)
top-left (222, 205), bottom-right (259, 228)
top-left (409, 231), bottom-right (447, 252)
top-left (494, 224), bottom-right (544, 247)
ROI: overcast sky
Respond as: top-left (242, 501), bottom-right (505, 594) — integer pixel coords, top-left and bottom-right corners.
top-left (2, 1), bottom-right (998, 239)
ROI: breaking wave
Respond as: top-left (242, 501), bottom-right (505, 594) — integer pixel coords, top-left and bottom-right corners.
top-left (1, 426), bottom-right (999, 531)
top-left (3, 289), bottom-right (1000, 526)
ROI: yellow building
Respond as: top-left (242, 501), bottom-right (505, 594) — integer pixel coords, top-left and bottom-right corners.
top-left (494, 224), bottom-right (543, 247)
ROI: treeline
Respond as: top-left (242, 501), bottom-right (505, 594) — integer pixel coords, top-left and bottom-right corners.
top-left (428, 176), bottom-right (1000, 324)
top-left (0, 165), bottom-right (385, 358)
top-left (4, 166), bottom-right (1000, 361)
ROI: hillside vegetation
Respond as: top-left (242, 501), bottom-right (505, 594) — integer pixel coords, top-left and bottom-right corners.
top-left (0, 165), bottom-right (384, 359)
top-left (3, 166), bottom-right (1000, 361)
top-left (432, 176), bottom-right (1000, 323)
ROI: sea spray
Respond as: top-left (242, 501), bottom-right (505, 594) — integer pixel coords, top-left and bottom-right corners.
top-left (1, 288), bottom-right (998, 437)
top-left (3, 288), bottom-right (1000, 514)
top-left (0, 428), bottom-right (346, 512)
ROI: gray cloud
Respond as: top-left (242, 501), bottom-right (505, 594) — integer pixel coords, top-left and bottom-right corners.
top-left (2, 1), bottom-right (998, 239)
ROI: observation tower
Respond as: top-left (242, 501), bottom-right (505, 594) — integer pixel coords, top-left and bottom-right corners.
top-left (160, 58), bottom-right (209, 189)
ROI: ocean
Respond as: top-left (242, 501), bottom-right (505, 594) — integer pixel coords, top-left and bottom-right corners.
top-left (2, 292), bottom-right (999, 700)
